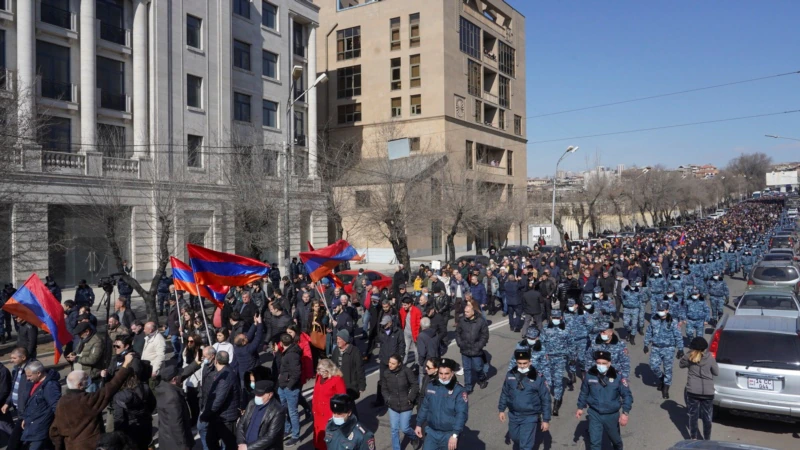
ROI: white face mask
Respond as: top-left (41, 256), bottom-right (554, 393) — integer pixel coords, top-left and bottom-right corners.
top-left (568, 306), bottom-right (576, 312)
top-left (713, 276), bottom-right (719, 280)
top-left (551, 319), bottom-right (561, 326)
top-left (332, 417), bottom-right (346, 426)
top-left (526, 339), bottom-right (537, 346)
top-left (692, 295), bottom-right (699, 300)
top-left (596, 364), bottom-right (609, 374)
top-left (667, 294), bottom-right (674, 299)
top-left (438, 378), bottom-right (450, 385)
top-left (254, 396), bottom-right (265, 406)
top-left (600, 334), bottom-right (610, 341)
top-left (518, 367), bottom-right (530, 374)
top-left (594, 293), bottom-right (601, 299)
top-left (657, 311), bottom-right (667, 317)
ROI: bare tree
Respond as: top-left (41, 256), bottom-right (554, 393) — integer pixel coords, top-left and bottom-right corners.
top-left (316, 130), bottom-right (363, 243)
top-left (726, 152), bottom-right (772, 193)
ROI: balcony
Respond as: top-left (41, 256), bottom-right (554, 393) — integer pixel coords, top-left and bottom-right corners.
top-left (482, 50), bottom-right (498, 71)
top-left (98, 20), bottom-right (131, 48)
top-left (42, 150), bottom-right (86, 174)
top-left (462, 2), bottom-right (513, 41)
top-left (0, 0), bottom-right (13, 22)
top-left (294, 134), bottom-right (307, 147)
top-left (39, 78), bottom-right (77, 103)
top-left (102, 156), bottom-right (139, 178)
top-left (38, 1), bottom-right (78, 37)
top-left (481, 90), bottom-right (498, 105)
top-left (98, 89), bottom-right (132, 117)
top-left (0, 68), bottom-right (13, 92)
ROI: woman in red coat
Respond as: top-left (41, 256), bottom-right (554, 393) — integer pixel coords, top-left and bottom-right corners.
top-left (312, 359), bottom-right (346, 450)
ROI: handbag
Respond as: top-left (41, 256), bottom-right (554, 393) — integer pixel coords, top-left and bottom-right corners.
top-left (310, 323), bottom-right (326, 350)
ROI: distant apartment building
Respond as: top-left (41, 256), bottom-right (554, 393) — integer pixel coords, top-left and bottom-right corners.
top-left (677, 164), bottom-right (718, 179)
top-left (317, 0), bottom-right (528, 258)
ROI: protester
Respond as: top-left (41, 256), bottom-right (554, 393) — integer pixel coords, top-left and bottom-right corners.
top-left (15, 318), bottom-right (38, 361)
top-left (381, 354), bottom-right (420, 450)
top-left (312, 359), bottom-right (346, 450)
top-left (330, 330), bottom-right (366, 401)
top-left (66, 322), bottom-right (106, 392)
top-left (455, 299), bottom-right (489, 393)
top-left (679, 337), bottom-right (719, 441)
top-left (154, 364), bottom-right (195, 450)
top-left (111, 369), bottom-right (156, 450)
top-left (235, 380), bottom-right (285, 449)
top-left (277, 332), bottom-right (303, 446)
top-left (19, 361), bottom-right (61, 450)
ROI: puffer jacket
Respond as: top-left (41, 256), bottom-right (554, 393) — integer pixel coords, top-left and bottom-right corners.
top-left (235, 397), bottom-right (285, 450)
top-left (278, 344), bottom-right (302, 390)
top-left (113, 383), bottom-right (156, 438)
top-left (380, 365), bottom-right (419, 413)
top-left (201, 365), bottom-right (241, 423)
top-left (378, 326), bottom-right (406, 366)
top-left (455, 314), bottom-right (489, 357)
top-left (679, 352), bottom-right (719, 398)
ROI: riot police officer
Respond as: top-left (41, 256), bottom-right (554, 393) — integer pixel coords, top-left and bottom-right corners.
top-left (575, 351), bottom-right (633, 450)
top-left (621, 279), bottom-right (644, 345)
top-left (415, 358), bottom-right (468, 450)
top-left (325, 394), bottom-right (376, 450)
top-left (498, 349), bottom-right (552, 450)
top-left (643, 301), bottom-right (683, 399)
top-left (584, 322), bottom-right (631, 383)
top-left (543, 310), bottom-right (569, 416)
top-left (684, 287), bottom-right (710, 342)
top-left (706, 271), bottom-right (729, 325)
top-left (508, 327), bottom-right (550, 384)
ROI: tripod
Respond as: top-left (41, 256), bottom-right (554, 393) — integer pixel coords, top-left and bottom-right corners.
top-left (98, 288), bottom-right (114, 324)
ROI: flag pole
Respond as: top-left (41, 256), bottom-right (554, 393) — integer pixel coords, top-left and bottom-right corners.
top-left (199, 297), bottom-right (213, 346)
top-left (174, 290), bottom-right (185, 344)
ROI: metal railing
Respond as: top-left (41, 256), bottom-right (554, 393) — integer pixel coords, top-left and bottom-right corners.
top-left (42, 150), bottom-right (86, 169)
top-left (99, 89), bottom-right (130, 112)
top-left (0, 67), bottom-right (13, 91)
top-left (99, 21), bottom-right (128, 46)
top-left (40, 2), bottom-right (73, 30)
top-left (40, 79), bottom-right (74, 101)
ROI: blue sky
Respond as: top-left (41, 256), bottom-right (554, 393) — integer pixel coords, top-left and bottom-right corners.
top-left (510, 0), bottom-right (800, 177)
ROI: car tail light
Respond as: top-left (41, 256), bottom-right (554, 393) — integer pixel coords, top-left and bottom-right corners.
top-left (710, 328), bottom-right (723, 359)
top-left (747, 279), bottom-right (754, 285)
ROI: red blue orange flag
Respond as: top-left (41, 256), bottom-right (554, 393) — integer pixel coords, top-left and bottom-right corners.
top-left (187, 244), bottom-right (270, 287)
top-left (299, 240), bottom-right (358, 282)
top-left (170, 256), bottom-right (228, 308)
top-left (679, 232), bottom-right (686, 246)
top-left (1, 274), bottom-right (72, 363)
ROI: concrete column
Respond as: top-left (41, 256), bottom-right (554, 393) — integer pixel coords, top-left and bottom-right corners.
top-left (16, 0), bottom-right (36, 139)
top-left (80, 0), bottom-right (98, 151)
top-left (12, 203), bottom-right (50, 286)
top-left (133, 0), bottom-right (149, 158)
top-left (307, 26), bottom-right (318, 179)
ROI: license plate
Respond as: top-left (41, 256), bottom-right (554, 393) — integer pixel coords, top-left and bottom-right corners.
top-left (747, 378), bottom-right (774, 391)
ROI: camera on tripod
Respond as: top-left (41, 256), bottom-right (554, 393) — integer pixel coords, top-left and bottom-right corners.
top-left (98, 276), bottom-right (116, 294)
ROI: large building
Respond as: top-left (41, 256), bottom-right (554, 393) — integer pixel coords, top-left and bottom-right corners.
top-left (0, 0), bottom-right (325, 288)
top-left (317, 0), bottom-right (528, 259)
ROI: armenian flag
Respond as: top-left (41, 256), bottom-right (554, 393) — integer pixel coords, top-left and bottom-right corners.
top-left (187, 244), bottom-right (270, 286)
top-left (299, 240), bottom-right (358, 282)
top-left (170, 256), bottom-right (228, 308)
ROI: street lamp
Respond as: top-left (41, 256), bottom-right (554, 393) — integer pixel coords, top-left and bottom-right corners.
top-left (283, 67), bottom-right (328, 266)
top-left (551, 145), bottom-right (579, 229)
top-left (765, 134), bottom-right (800, 142)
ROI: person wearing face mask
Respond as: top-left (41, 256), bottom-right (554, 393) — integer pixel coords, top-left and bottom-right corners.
top-left (543, 310), bottom-right (569, 416)
top-left (509, 327), bottom-right (550, 385)
top-left (414, 358), bottom-right (468, 450)
top-left (740, 247), bottom-right (756, 281)
top-left (643, 269), bottom-right (667, 334)
top-left (375, 315), bottom-right (406, 408)
top-left (498, 349), bottom-right (551, 450)
top-left (664, 287), bottom-right (686, 327)
top-left (668, 269), bottom-right (685, 302)
top-left (620, 279), bottom-right (644, 345)
top-left (234, 380), bottom-right (285, 449)
top-left (684, 287), bottom-right (710, 343)
top-left (312, 359), bottom-right (346, 450)
top-left (705, 270), bottom-right (729, 326)
top-left (643, 302), bottom-right (683, 399)
top-left (593, 288), bottom-right (616, 320)
top-left (564, 299), bottom-right (590, 385)
top-left (575, 351), bottom-right (633, 450)
top-left (584, 322), bottom-right (630, 385)
top-left (326, 394), bottom-right (376, 450)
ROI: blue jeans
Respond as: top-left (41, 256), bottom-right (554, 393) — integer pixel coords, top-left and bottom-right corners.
top-left (362, 309), bottom-right (371, 335)
top-left (389, 409), bottom-right (416, 450)
top-left (198, 419), bottom-right (211, 450)
top-left (85, 379), bottom-right (98, 393)
top-left (461, 354), bottom-right (486, 392)
top-left (171, 335), bottom-right (182, 363)
top-left (501, 293), bottom-right (508, 314)
top-left (279, 387), bottom-right (300, 439)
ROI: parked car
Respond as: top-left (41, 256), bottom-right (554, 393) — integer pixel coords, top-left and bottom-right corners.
top-left (453, 255), bottom-right (491, 267)
top-left (640, 228), bottom-right (658, 235)
top-left (711, 315), bottom-right (800, 423)
top-left (735, 286), bottom-right (800, 318)
top-left (338, 270), bottom-right (393, 296)
top-left (498, 246), bottom-right (532, 258)
top-left (769, 234), bottom-right (796, 249)
top-left (748, 262), bottom-right (800, 294)
top-left (669, 441), bottom-right (779, 450)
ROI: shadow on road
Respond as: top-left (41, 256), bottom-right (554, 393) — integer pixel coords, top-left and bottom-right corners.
top-left (634, 362), bottom-right (659, 387)
top-left (661, 399), bottom-right (690, 439)
top-left (572, 418), bottom-right (590, 450)
top-left (715, 410), bottom-right (800, 437)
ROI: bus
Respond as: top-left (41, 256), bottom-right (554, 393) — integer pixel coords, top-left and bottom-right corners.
top-left (752, 191), bottom-right (761, 199)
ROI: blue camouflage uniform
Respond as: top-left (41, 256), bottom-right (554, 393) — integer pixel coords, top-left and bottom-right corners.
top-left (324, 416), bottom-right (376, 450)
top-left (684, 289), bottom-right (711, 342)
top-left (644, 305), bottom-right (683, 387)
top-left (498, 367), bottom-right (552, 450)
top-left (644, 273), bottom-right (666, 327)
top-left (584, 333), bottom-right (631, 381)
top-left (621, 284), bottom-right (643, 338)
top-left (723, 249), bottom-right (737, 276)
top-left (706, 273), bottom-right (729, 322)
top-left (565, 300), bottom-right (592, 375)
top-left (543, 311), bottom-right (570, 401)
top-left (509, 332), bottom-right (550, 384)
top-left (668, 274), bottom-right (685, 301)
top-left (577, 364), bottom-right (633, 450)
top-left (741, 251), bottom-right (756, 280)
top-left (596, 294), bottom-right (616, 319)
top-left (417, 378), bottom-right (469, 450)
top-left (665, 292), bottom-right (686, 323)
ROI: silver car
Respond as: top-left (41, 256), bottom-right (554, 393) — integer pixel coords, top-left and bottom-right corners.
top-left (735, 286), bottom-right (800, 318)
top-left (748, 261), bottom-right (800, 294)
top-left (712, 315), bottom-right (800, 422)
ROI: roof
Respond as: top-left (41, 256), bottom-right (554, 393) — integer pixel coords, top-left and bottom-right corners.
top-left (334, 154), bottom-right (448, 187)
top-left (723, 315), bottom-right (800, 334)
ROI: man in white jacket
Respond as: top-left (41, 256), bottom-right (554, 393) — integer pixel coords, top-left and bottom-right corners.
top-left (141, 321), bottom-right (166, 378)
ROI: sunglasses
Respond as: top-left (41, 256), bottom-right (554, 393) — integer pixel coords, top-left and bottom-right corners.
top-left (113, 345), bottom-right (123, 349)
top-left (187, 340), bottom-right (195, 343)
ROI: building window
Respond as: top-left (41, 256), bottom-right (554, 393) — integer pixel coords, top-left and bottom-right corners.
top-left (499, 42), bottom-right (515, 77)
top-left (187, 134), bottom-right (203, 168)
top-left (234, 40), bottom-right (251, 70)
top-left (410, 95), bottom-right (421, 115)
top-left (262, 2), bottom-right (277, 30)
top-left (410, 137), bottom-right (420, 152)
top-left (466, 140), bottom-right (473, 170)
top-left (187, 74), bottom-right (202, 108)
top-left (514, 115), bottom-right (521, 136)
top-left (459, 17), bottom-right (480, 59)
top-left (40, 0), bottom-right (73, 30)
top-left (234, 92), bottom-right (251, 122)
top-left (97, 56), bottom-right (125, 111)
top-left (390, 17), bottom-right (401, 51)
top-left (294, 111), bottom-right (305, 145)
top-left (507, 150), bottom-right (513, 176)
top-left (263, 99), bottom-right (278, 128)
top-left (36, 40), bottom-right (72, 101)
top-left (499, 76), bottom-right (510, 108)
top-left (409, 54), bottom-right (421, 88)
top-left (467, 59), bottom-right (481, 97)
top-left (97, 123), bottom-right (126, 158)
top-left (336, 26), bottom-right (361, 61)
top-left (233, 0), bottom-right (250, 19)
top-left (38, 116), bottom-right (72, 152)
top-left (338, 104), bottom-right (362, 124)
top-left (337, 65), bottom-right (361, 98)
top-left (390, 58), bottom-right (401, 90)
top-left (293, 22), bottom-right (305, 57)
top-left (97, 0), bottom-right (125, 45)
top-left (187, 15), bottom-right (202, 49)
top-left (474, 100), bottom-right (482, 123)
top-left (0, 30), bottom-right (6, 90)
top-left (262, 50), bottom-right (278, 79)
top-left (355, 191), bottom-right (371, 207)
top-left (293, 74), bottom-right (304, 103)
top-left (409, 13), bottom-right (420, 47)
top-left (498, 110), bottom-right (506, 130)
top-left (391, 98), bottom-right (401, 118)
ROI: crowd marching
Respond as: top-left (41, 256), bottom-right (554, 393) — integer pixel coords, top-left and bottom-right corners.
top-left (0, 199), bottom-right (793, 450)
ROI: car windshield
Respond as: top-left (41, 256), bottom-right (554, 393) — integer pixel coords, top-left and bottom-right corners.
top-left (753, 266), bottom-right (799, 281)
top-left (763, 254), bottom-right (793, 261)
top-left (738, 295), bottom-right (798, 311)
top-left (717, 330), bottom-right (800, 370)
top-left (337, 274), bottom-right (355, 284)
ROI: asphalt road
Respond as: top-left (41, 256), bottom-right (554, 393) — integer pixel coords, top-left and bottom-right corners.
top-left (292, 275), bottom-right (800, 450)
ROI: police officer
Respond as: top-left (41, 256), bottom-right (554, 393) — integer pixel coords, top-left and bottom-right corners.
top-left (498, 349), bottom-right (552, 450)
top-left (706, 270), bottom-right (729, 325)
top-left (564, 298), bottom-right (591, 384)
top-left (575, 351), bottom-right (633, 450)
top-left (644, 269), bottom-right (667, 333)
top-left (684, 287), bottom-right (710, 342)
top-left (543, 310), bottom-right (569, 416)
top-left (620, 279), bottom-right (643, 345)
top-left (508, 327), bottom-right (550, 384)
top-left (594, 287), bottom-right (616, 319)
top-left (415, 358), bottom-right (468, 450)
top-left (584, 322), bottom-right (630, 383)
top-left (643, 301), bottom-right (683, 399)
top-left (668, 269), bottom-right (685, 301)
top-left (741, 247), bottom-right (756, 281)
top-left (325, 394), bottom-right (376, 450)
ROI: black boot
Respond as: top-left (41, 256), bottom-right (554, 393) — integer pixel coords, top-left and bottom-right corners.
top-left (629, 334), bottom-right (636, 346)
top-left (552, 399), bottom-right (561, 416)
top-left (660, 375), bottom-right (665, 392)
top-left (663, 384), bottom-right (670, 399)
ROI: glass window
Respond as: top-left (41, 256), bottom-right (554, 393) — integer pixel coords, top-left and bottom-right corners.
top-left (234, 40), bottom-right (251, 70)
top-left (499, 76), bottom-right (510, 108)
top-left (499, 42), bottom-right (515, 77)
top-left (391, 58), bottom-right (401, 90)
top-left (391, 97), bottom-right (401, 118)
top-left (293, 22), bottom-right (305, 57)
top-left (38, 116), bottom-right (71, 152)
top-left (336, 26), bottom-right (361, 61)
top-left (263, 99), bottom-right (278, 128)
top-left (234, 92), bottom-right (251, 122)
top-left (97, 123), bottom-right (126, 158)
top-left (466, 141), bottom-right (473, 170)
top-left (474, 99), bottom-right (482, 123)
top-left (459, 17), bottom-right (480, 58)
top-left (187, 134), bottom-right (203, 168)
top-left (498, 110), bottom-right (506, 130)
top-left (410, 95), bottom-right (421, 116)
top-left (293, 74), bottom-right (304, 103)
top-left (0, 30), bottom-right (6, 90)
top-left (514, 115), bottom-right (522, 136)
top-left (187, 15), bottom-right (202, 49)
top-left (262, 50), bottom-right (278, 79)
top-left (507, 150), bottom-right (513, 176)
top-left (410, 54), bottom-right (420, 88)
top-left (97, 0), bottom-right (125, 45)
top-left (40, 0), bottom-right (72, 30)
top-left (262, 2), bottom-right (277, 30)
top-left (409, 13), bottom-right (420, 47)
top-left (97, 56), bottom-right (125, 111)
top-left (410, 137), bottom-right (420, 151)
top-left (390, 17), bottom-right (401, 51)
top-left (233, 0), bottom-right (250, 19)
top-left (467, 59), bottom-right (481, 97)
top-left (36, 40), bottom-right (71, 101)
top-left (294, 111), bottom-right (305, 143)
top-left (187, 74), bottom-right (202, 108)
top-left (716, 331), bottom-right (800, 370)
top-left (337, 65), bottom-right (361, 98)
top-left (338, 104), bottom-right (361, 124)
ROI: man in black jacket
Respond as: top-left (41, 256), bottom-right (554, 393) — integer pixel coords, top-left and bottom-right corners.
top-left (522, 285), bottom-right (548, 334)
top-left (15, 319), bottom-right (38, 361)
top-left (155, 364), bottom-right (195, 450)
top-left (236, 380), bottom-right (285, 450)
top-left (265, 303), bottom-right (292, 344)
top-left (375, 315), bottom-right (405, 407)
top-left (331, 330), bottom-right (366, 401)
top-left (456, 300), bottom-right (489, 393)
top-left (166, 296), bottom-right (181, 363)
top-left (201, 350), bottom-right (240, 450)
top-left (277, 333), bottom-right (302, 446)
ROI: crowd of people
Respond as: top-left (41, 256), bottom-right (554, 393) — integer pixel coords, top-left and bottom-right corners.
top-left (0, 199), bottom-right (791, 450)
